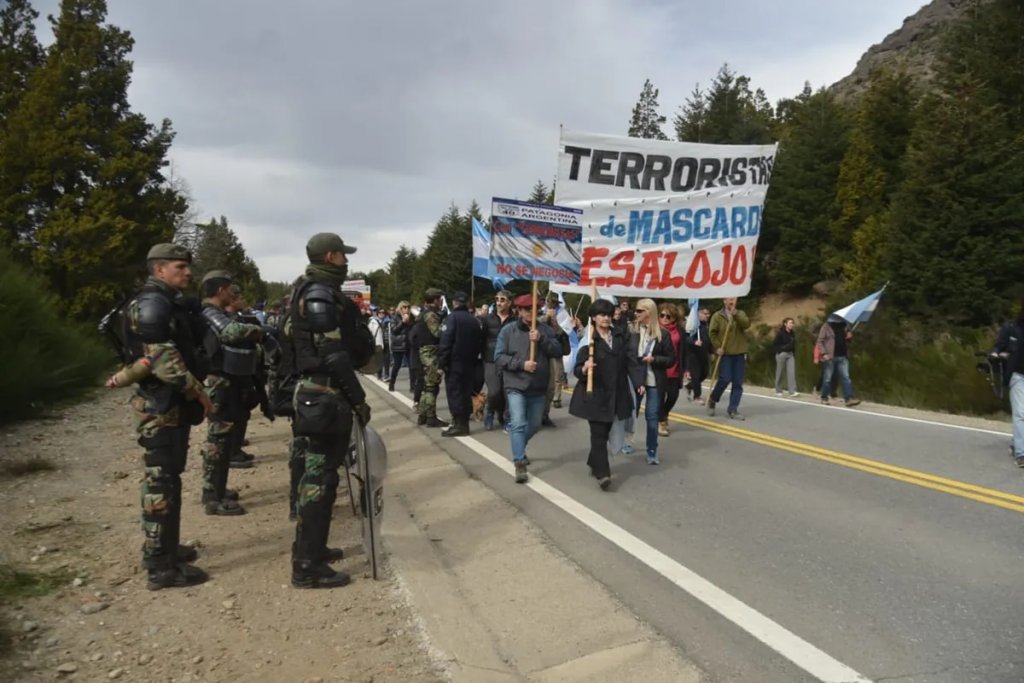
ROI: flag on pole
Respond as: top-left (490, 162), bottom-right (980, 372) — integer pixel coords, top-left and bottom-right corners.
top-left (472, 217), bottom-right (508, 289)
top-left (684, 298), bottom-right (699, 334)
top-left (831, 285), bottom-right (887, 327)
top-left (440, 295), bottom-right (450, 315)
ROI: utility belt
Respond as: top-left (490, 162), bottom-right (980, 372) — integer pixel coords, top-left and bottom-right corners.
top-left (293, 377), bottom-right (351, 436)
top-left (218, 345), bottom-right (259, 376)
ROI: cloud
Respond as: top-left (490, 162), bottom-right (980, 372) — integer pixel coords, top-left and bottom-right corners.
top-left (31, 0), bottom-right (927, 281)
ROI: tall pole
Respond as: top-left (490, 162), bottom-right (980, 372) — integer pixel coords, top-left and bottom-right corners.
top-left (528, 280), bottom-right (538, 362)
top-left (587, 282), bottom-right (596, 394)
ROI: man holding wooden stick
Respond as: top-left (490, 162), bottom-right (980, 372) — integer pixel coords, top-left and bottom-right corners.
top-left (707, 297), bottom-right (751, 420)
top-left (494, 292), bottom-right (564, 483)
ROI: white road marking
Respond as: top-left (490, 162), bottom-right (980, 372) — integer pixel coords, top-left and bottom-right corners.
top-left (368, 377), bottom-right (871, 683)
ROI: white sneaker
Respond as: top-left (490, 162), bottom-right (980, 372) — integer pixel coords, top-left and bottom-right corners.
top-left (774, 391), bottom-right (783, 397)
top-left (788, 392), bottom-right (799, 397)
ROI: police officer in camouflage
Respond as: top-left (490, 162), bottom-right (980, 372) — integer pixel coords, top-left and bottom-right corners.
top-left (198, 270), bottom-right (265, 516)
top-left (416, 288), bottom-right (449, 428)
top-left (289, 233), bottom-right (375, 588)
top-left (126, 244), bottom-right (214, 590)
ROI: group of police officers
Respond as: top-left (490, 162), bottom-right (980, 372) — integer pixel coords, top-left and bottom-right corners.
top-left (115, 231), bottom-right (575, 592)
top-left (116, 234), bottom-right (373, 590)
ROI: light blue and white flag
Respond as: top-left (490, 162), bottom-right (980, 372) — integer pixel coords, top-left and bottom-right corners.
top-left (684, 298), bottom-right (700, 334)
top-left (831, 285), bottom-right (887, 327)
top-left (472, 217), bottom-right (508, 289)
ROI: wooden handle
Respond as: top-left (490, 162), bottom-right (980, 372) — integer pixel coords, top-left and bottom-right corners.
top-left (529, 281), bottom-right (538, 363)
top-left (586, 283), bottom-right (596, 393)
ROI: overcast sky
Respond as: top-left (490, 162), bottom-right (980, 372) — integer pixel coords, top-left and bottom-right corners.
top-left (34, 0), bottom-right (926, 282)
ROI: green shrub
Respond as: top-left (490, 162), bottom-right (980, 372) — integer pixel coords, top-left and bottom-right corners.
top-left (0, 248), bottom-right (111, 424)
top-left (746, 308), bottom-right (1005, 415)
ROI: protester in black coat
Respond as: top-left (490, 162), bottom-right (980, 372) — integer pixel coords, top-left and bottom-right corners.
top-left (387, 301), bottom-right (414, 391)
top-left (438, 292), bottom-right (483, 436)
top-left (569, 299), bottom-right (639, 490)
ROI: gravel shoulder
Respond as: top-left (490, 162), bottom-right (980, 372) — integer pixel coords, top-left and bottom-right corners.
top-left (0, 389), bottom-right (445, 683)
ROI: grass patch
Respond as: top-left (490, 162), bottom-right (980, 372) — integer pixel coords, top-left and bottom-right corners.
top-left (0, 563), bottom-right (71, 600)
top-left (0, 456), bottom-right (56, 479)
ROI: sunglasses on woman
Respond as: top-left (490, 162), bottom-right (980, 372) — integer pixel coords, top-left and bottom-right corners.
top-left (659, 313), bottom-right (673, 319)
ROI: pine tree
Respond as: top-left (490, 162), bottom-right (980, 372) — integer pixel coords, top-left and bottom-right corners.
top-left (0, 0), bottom-right (43, 127)
top-left (413, 204), bottom-right (473, 299)
top-left (832, 69), bottom-right (917, 286)
top-left (627, 78), bottom-right (669, 140)
top-left (763, 86), bottom-right (850, 293)
top-left (386, 245), bottom-right (419, 304)
top-left (674, 85), bottom-right (707, 142)
top-left (0, 0), bottom-right (187, 318)
top-left (675, 65), bottom-right (775, 144)
top-left (528, 180), bottom-right (549, 204)
top-left (881, 0), bottom-right (1024, 325)
top-left (191, 216), bottom-right (266, 303)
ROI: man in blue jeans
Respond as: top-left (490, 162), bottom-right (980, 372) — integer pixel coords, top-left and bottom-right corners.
top-left (815, 316), bottom-right (862, 408)
top-left (494, 293), bottom-right (563, 483)
top-left (707, 298), bottom-right (751, 420)
top-left (993, 302), bottom-right (1024, 466)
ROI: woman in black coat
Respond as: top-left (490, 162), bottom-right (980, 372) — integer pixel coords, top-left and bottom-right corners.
top-left (569, 299), bottom-right (640, 490)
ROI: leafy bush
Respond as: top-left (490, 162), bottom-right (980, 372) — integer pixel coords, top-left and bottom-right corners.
top-left (0, 248), bottom-right (111, 424)
top-left (745, 308), bottom-right (1005, 415)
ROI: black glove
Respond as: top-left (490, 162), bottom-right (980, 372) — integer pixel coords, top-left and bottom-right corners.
top-left (354, 402), bottom-right (371, 427)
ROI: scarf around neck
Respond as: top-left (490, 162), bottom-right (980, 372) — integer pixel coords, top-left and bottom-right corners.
top-left (304, 262), bottom-right (348, 287)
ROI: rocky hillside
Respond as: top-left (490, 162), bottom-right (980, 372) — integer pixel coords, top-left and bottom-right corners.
top-left (831, 0), bottom-right (994, 100)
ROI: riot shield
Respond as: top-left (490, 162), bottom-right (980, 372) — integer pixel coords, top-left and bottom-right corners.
top-left (349, 424), bottom-right (388, 579)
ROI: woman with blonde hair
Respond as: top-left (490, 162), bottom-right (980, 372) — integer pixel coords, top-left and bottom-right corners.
top-left (627, 298), bottom-right (674, 464)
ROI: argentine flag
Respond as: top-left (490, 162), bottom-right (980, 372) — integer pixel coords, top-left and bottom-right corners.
top-left (472, 217), bottom-right (508, 289)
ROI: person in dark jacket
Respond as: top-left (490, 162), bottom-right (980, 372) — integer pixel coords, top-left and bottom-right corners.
top-left (993, 301), bottom-right (1024, 467)
top-left (494, 293), bottom-right (563, 483)
top-left (773, 317), bottom-right (798, 396)
top-left (685, 306), bottom-right (711, 400)
top-left (569, 298), bottom-right (640, 490)
top-left (656, 303), bottom-right (684, 436)
top-left (387, 301), bottom-right (413, 391)
top-left (628, 298), bottom-right (674, 464)
top-left (438, 291), bottom-right (483, 436)
top-left (481, 290), bottom-right (516, 430)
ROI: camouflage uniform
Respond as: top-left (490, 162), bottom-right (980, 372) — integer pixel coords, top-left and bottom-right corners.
top-left (199, 282), bottom-right (264, 514)
top-left (417, 302), bottom-right (443, 421)
top-left (126, 248), bottom-right (209, 587)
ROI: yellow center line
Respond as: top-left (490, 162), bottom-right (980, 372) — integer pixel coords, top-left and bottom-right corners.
top-left (669, 412), bottom-right (1024, 515)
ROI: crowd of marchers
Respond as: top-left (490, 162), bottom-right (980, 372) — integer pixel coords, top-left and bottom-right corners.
top-left (99, 231), bottom-right (881, 594)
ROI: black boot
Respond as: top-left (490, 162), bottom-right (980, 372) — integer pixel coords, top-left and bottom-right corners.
top-left (425, 416), bottom-right (449, 428)
top-left (147, 561), bottom-right (208, 591)
top-left (441, 419), bottom-right (469, 437)
top-left (417, 414), bottom-right (427, 425)
top-left (291, 561), bottom-right (351, 589)
top-left (202, 493), bottom-right (246, 516)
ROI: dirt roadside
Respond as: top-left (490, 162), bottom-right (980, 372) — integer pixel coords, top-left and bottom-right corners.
top-left (0, 389), bottom-right (445, 683)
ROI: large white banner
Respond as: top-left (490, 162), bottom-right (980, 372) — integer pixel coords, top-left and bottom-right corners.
top-left (553, 129), bottom-right (778, 298)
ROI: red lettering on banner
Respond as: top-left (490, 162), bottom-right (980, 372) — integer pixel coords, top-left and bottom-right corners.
top-left (607, 251), bottom-right (634, 287)
top-left (686, 251), bottom-right (711, 288)
top-left (659, 252), bottom-right (685, 289)
top-left (710, 245), bottom-right (731, 286)
top-left (730, 245), bottom-right (748, 284)
top-left (635, 251), bottom-right (662, 289)
top-left (579, 247), bottom-right (608, 286)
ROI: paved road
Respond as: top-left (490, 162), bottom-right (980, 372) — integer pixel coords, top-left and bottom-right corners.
top-left (373, 368), bottom-right (1024, 682)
